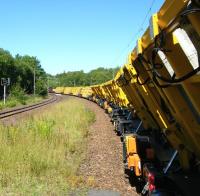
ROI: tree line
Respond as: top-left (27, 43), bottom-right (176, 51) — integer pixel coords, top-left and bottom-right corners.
top-left (50, 67), bottom-right (119, 88)
top-left (0, 48), bottom-right (47, 98)
top-left (0, 47), bottom-right (119, 99)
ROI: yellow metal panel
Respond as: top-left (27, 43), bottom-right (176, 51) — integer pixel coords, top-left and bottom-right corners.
top-left (54, 87), bottom-right (64, 94)
top-left (131, 48), bottom-right (137, 62)
top-left (149, 14), bottom-right (159, 39)
top-left (141, 28), bottom-right (152, 49)
top-left (136, 38), bottom-right (143, 55)
top-left (157, 0), bottom-right (189, 29)
top-left (127, 136), bottom-right (137, 154)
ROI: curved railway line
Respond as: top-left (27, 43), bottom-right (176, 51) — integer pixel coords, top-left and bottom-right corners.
top-left (0, 94), bottom-right (60, 119)
top-left (54, 0), bottom-right (200, 195)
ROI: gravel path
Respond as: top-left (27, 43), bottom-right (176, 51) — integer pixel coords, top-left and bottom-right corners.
top-left (77, 97), bottom-right (138, 196)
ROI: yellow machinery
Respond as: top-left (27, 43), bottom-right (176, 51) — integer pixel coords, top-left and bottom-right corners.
top-left (113, 70), bottom-right (130, 108)
top-left (55, 0), bottom-right (200, 195)
top-left (63, 87), bottom-right (72, 95)
top-left (132, 0), bottom-right (200, 170)
top-left (54, 87), bottom-right (64, 94)
top-left (91, 85), bottom-right (104, 100)
top-left (80, 87), bottom-right (93, 98)
top-left (101, 81), bottom-right (114, 112)
top-left (70, 87), bottom-right (81, 96)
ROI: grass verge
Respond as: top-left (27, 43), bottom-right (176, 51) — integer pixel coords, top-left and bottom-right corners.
top-left (0, 95), bottom-right (47, 110)
top-left (0, 98), bottom-right (95, 195)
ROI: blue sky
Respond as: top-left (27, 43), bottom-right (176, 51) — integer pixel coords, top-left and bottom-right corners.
top-left (0, 0), bottom-right (164, 75)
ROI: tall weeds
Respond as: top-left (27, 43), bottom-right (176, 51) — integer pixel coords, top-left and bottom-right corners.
top-left (0, 99), bottom-right (95, 195)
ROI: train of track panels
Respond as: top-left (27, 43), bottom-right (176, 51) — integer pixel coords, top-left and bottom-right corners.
top-left (54, 1), bottom-right (200, 195)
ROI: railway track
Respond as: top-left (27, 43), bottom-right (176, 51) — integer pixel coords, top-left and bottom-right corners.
top-left (0, 95), bottom-right (59, 119)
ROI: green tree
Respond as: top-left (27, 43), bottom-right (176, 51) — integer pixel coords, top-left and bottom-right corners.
top-left (54, 67), bottom-right (119, 87)
top-left (15, 55), bottom-right (47, 94)
top-left (0, 48), bottom-right (18, 97)
top-left (0, 48), bottom-right (47, 99)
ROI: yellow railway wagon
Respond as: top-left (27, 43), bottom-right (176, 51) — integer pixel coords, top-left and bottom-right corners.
top-left (55, 0), bottom-right (200, 194)
top-left (130, 0), bottom-right (200, 170)
top-left (54, 87), bottom-right (64, 94)
top-left (80, 87), bottom-right (93, 98)
top-left (63, 87), bottom-right (72, 95)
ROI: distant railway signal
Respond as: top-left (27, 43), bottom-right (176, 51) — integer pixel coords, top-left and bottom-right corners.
top-left (1, 78), bottom-right (10, 86)
top-left (1, 78), bottom-right (10, 105)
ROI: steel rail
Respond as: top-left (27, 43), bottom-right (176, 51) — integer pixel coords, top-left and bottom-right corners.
top-left (0, 95), bottom-right (58, 119)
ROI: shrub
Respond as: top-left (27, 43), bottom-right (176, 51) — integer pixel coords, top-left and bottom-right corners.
top-left (36, 80), bottom-right (48, 96)
top-left (6, 99), bottom-right (17, 108)
top-left (9, 84), bottom-right (28, 104)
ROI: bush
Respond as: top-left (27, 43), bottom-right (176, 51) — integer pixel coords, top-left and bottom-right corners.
top-left (10, 84), bottom-right (28, 104)
top-left (36, 80), bottom-right (48, 96)
top-left (6, 99), bottom-right (17, 108)
top-left (0, 102), bottom-right (4, 110)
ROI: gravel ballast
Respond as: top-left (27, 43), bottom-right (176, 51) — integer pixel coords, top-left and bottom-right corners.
top-left (77, 97), bottom-right (138, 196)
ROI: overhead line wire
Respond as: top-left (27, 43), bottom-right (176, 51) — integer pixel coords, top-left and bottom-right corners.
top-left (112, 0), bottom-right (156, 66)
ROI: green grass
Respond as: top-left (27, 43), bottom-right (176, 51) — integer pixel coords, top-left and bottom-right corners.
top-left (0, 95), bottom-right (46, 110)
top-left (0, 99), bottom-right (95, 195)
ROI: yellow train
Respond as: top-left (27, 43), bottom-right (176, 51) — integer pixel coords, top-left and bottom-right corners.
top-left (54, 0), bottom-right (200, 195)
